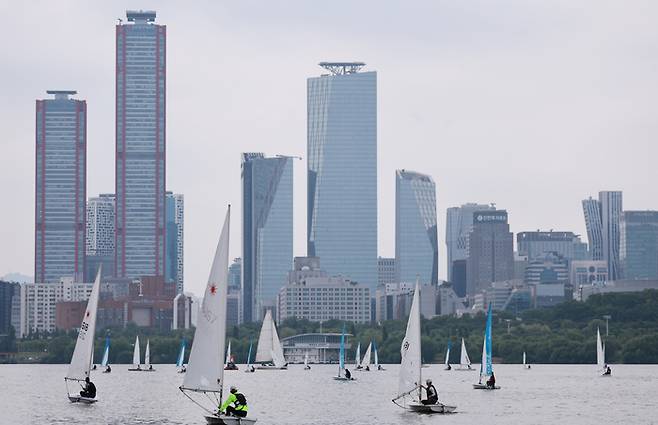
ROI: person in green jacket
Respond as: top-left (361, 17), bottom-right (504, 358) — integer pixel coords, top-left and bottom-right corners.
top-left (219, 386), bottom-right (248, 418)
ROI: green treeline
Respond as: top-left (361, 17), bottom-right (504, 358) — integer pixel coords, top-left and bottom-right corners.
top-left (10, 290), bottom-right (658, 364)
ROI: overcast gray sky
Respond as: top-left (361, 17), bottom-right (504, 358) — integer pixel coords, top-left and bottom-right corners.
top-left (1, 1), bottom-right (657, 295)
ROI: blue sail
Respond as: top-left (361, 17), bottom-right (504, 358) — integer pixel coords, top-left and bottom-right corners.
top-left (176, 339), bottom-right (186, 367)
top-left (339, 324), bottom-right (346, 372)
top-left (101, 335), bottom-right (110, 367)
top-left (246, 339), bottom-right (253, 366)
top-left (485, 304), bottom-right (493, 376)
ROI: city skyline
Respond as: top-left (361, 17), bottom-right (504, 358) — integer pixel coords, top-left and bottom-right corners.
top-left (2, 2), bottom-right (658, 296)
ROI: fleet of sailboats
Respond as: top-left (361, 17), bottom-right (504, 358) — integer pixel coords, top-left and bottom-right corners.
top-left (255, 310), bottom-right (287, 369)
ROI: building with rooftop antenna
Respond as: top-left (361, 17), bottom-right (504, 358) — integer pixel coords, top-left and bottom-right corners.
top-left (35, 90), bottom-right (86, 283)
top-left (307, 62), bottom-right (377, 291)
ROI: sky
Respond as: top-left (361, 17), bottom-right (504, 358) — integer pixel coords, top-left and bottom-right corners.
top-left (1, 1), bottom-right (657, 296)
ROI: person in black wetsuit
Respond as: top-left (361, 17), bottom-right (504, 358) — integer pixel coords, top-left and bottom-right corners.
top-left (344, 368), bottom-right (352, 379)
top-left (486, 371), bottom-right (496, 388)
top-left (421, 379), bottom-right (438, 405)
top-left (80, 377), bottom-right (96, 398)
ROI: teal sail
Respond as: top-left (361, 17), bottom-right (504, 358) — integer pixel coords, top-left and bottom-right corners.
top-left (100, 335), bottom-right (110, 367)
top-left (246, 339), bottom-right (253, 367)
top-left (176, 339), bottom-right (186, 368)
top-left (339, 324), bottom-right (346, 375)
top-left (485, 304), bottom-right (493, 376)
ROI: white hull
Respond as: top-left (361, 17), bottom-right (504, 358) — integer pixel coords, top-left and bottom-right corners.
top-left (255, 364), bottom-right (286, 370)
top-left (408, 402), bottom-right (456, 414)
top-left (68, 395), bottom-right (97, 404)
top-left (205, 415), bottom-right (256, 425)
top-left (472, 384), bottom-right (501, 390)
top-left (454, 366), bottom-right (476, 371)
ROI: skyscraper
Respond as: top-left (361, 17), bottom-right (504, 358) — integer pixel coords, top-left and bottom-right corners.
top-left (165, 192), bottom-right (184, 293)
top-left (516, 231), bottom-right (589, 263)
top-left (395, 170), bottom-right (438, 284)
top-left (85, 194), bottom-right (115, 280)
top-left (307, 62), bottom-right (377, 290)
top-left (377, 257), bottom-right (396, 286)
top-left (115, 10), bottom-right (166, 280)
top-left (35, 91), bottom-right (86, 283)
top-left (620, 211), bottom-right (658, 280)
top-left (445, 203), bottom-right (494, 281)
top-left (466, 210), bottom-right (514, 296)
top-left (241, 153), bottom-right (293, 322)
top-left (582, 191), bottom-right (623, 279)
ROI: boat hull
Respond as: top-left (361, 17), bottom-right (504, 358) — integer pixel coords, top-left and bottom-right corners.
top-left (205, 415), bottom-right (256, 425)
top-left (255, 365), bottom-right (286, 370)
top-left (333, 376), bottom-right (356, 381)
top-left (472, 384), bottom-right (501, 390)
top-left (408, 402), bottom-right (456, 414)
top-left (68, 395), bottom-right (98, 404)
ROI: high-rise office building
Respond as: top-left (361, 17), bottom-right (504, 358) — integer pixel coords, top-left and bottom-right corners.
top-left (35, 91), bottom-right (86, 283)
top-left (466, 210), bottom-right (514, 296)
top-left (395, 170), bottom-right (438, 284)
top-left (115, 10), bottom-right (166, 280)
top-left (620, 211), bottom-right (658, 280)
top-left (378, 257), bottom-right (396, 286)
top-left (85, 194), bottom-right (115, 280)
top-left (307, 62), bottom-right (377, 290)
top-left (241, 153), bottom-right (293, 322)
top-left (165, 192), bottom-right (184, 293)
top-left (445, 203), bottom-right (494, 281)
top-left (582, 192), bottom-right (623, 279)
top-left (516, 231), bottom-right (588, 263)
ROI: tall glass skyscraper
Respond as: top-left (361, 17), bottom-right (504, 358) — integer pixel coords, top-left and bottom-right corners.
top-left (35, 91), bottom-right (86, 283)
top-left (115, 10), bottom-right (166, 279)
top-left (395, 170), bottom-right (438, 284)
top-left (620, 211), bottom-right (658, 280)
top-left (445, 203), bottom-right (493, 281)
top-left (85, 194), bottom-right (115, 281)
top-left (582, 197), bottom-right (603, 260)
top-left (582, 191), bottom-right (622, 279)
top-left (165, 192), bottom-right (184, 293)
top-left (241, 153), bottom-right (293, 322)
top-left (307, 62), bottom-right (377, 290)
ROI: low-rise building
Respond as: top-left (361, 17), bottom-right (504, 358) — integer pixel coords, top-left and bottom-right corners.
top-left (578, 279), bottom-right (658, 301)
top-left (280, 333), bottom-right (352, 364)
top-left (570, 260), bottom-right (608, 287)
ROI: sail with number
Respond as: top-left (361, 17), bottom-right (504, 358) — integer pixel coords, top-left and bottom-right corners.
top-left (396, 282), bottom-right (422, 402)
top-left (101, 335), bottom-right (110, 367)
top-left (132, 336), bottom-right (141, 368)
top-left (460, 338), bottom-right (471, 367)
top-left (66, 269), bottom-right (101, 383)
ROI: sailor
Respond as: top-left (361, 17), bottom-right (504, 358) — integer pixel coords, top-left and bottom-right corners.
top-left (377, 364), bottom-right (383, 371)
top-left (344, 368), bottom-right (352, 380)
top-left (421, 379), bottom-right (438, 405)
top-left (149, 364), bottom-right (153, 371)
top-left (446, 364), bottom-right (452, 371)
top-left (220, 386), bottom-right (248, 418)
top-left (105, 365), bottom-right (111, 373)
top-left (181, 366), bottom-right (187, 373)
top-left (92, 364), bottom-right (97, 370)
top-left (80, 377), bottom-right (97, 399)
top-left (604, 366), bottom-right (612, 375)
top-left (486, 371), bottom-right (496, 388)
top-left (136, 364), bottom-right (142, 371)
top-left (250, 365), bottom-right (255, 372)
top-left (365, 365), bottom-right (370, 371)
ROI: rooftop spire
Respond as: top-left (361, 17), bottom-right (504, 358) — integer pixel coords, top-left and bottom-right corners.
top-left (319, 62), bottom-right (366, 75)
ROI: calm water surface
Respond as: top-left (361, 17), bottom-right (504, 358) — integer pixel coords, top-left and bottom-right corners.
top-left (1, 364), bottom-right (657, 424)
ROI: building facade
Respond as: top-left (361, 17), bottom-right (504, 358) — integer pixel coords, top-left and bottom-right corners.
top-left (241, 153), bottom-right (293, 322)
top-left (445, 203), bottom-right (494, 281)
top-left (35, 91), bottom-right (86, 283)
top-left (524, 252), bottom-right (569, 285)
top-left (165, 192), bottom-right (184, 292)
top-left (466, 210), bottom-right (514, 296)
top-left (395, 170), bottom-right (438, 284)
top-left (582, 197), bottom-right (604, 260)
top-left (85, 194), bottom-right (115, 281)
top-left (570, 260), bottom-right (608, 287)
top-left (582, 192), bottom-right (623, 279)
top-left (0, 282), bottom-right (20, 335)
top-left (377, 257), bottom-right (396, 286)
top-left (115, 10), bottom-right (167, 280)
top-left (307, 62), bottom-right (377, 291)
top-left (516, 231), bottom-right (588, 263)
top-left (620, 211), bottom-right (658, 280)
top-left (281, 333), bottom-right (351, 364)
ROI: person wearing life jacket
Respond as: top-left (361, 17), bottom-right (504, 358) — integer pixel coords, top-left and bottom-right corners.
top-left (421, 379), bottom-right (438, 405)
top-left (80, 377), bottom-right (96, 398)
top-left (486, 371), bottom-right (496, 388)
top-left (344, 368), bottom-right (352, 380)
top-left (105, 365), bottom-right (112, 373)
top-left (220, 386), bottom-right (248, 418)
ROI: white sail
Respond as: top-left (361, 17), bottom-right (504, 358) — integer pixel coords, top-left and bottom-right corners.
top-left (597, 328), bottom-right (605, 371)
top-left (101, 338), bottom-right (109, 367)
top-left (255, 310), bottom-right (275, 363)
top-left (355, 342), bottom-right (361, 368)
top-left (181, 208), bottom-right (231, 393)
top-left (374, 344), bottom-right (379, 368)
top-left (460, 338), bottom-right (471, 366)
top-left (132, 336), bottom-right (141, 367)
top-left (225, 340), bottom-right (232, 366)
top-left (362, 342), bottom-right (372, 368)
top-left (304, 353), bottom-right (309, 367)
top-left (523, 351), bottom-right (526, 366)
top-left (444, 344), bottom-right (451, 366)
top-left (271, 319), bottom-right (286, 368)
top-left (396, 282), bottom-right (422, 401)
top-left (176, 342), bottom-right (186, 368)
top-left (479, 335), bottom-right (487, 381)
top-left (65, 269), bottom-right (101, 381)
top-left (145, 339), bottom-right (151, 367)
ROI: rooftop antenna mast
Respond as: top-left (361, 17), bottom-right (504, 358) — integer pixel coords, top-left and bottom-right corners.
top-left (318, 62), bottom-right (366, 75)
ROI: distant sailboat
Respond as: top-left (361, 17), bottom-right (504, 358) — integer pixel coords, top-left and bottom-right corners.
top-left (334, 325), bottom-right (355, 381)
top-left (143, 339), bottom-right (155, 371)
top-left (360, 342), bottom-right (372, 371)
top-left (224, 340), bottom-right (238, 370)
top-left (392, 282), bottom-right (456, 413)
top-left (374, 341), bottom-right (384, 371)
top-left (523, 351), bottom-right (531, 369)
top-left (100, 335), bottom-right (111, 373)
top-left (444, 340), bottom-right (452, 370)
top-left (128, 336), bottom-right (142, 371)
top-left (597, 328), bottom-right (611, 376)
top-left (176, 339), bottom-right (186, 373)
top-left (179, 207), bottom-right (257, 424)
top-left (456, 338), bottom-right (474, 371)
top-left (473, 305), bottom-right (500, 390)
top-left (354, 342), bottom-right (362, 369)
top-left (255, 310), bottom-right (287, 369)
top-left (304, 352), bottom-right (311, 370)
top-left (245, 339), bottom-right (255, 373)
top-left (65, 268), bottom-right (101, 403)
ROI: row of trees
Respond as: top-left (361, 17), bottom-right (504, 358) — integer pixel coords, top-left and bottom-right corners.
top-left (9, 290), bottom-right (658, 364)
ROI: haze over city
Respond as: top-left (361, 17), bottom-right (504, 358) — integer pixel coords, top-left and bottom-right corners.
top-left (1, 1), bottom-right (657, 296)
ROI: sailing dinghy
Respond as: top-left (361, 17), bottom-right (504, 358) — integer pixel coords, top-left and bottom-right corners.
top-left (473, 305), bottom-right (500, 390)
top-left (177, 339), bottom-right (187, 373)
top-left (101, 335), bottom-right (111, 373)
top-left (245, 339), bottom-right (255, 373)
top-left (374, 341), bottom-right (384, 371)
top-left (444, 340), bottom-right (452, 370)
top-left (143, 339), bottom-right (155, 371)
top-left (304, 352), bottom-right (311, 370)
top-left (359, 342), bottom-right (372, 371)
top-left (224, 340), bottom-right (239, 370)
top-left (523, 351), bottom-right (530, 369)
top-left (128, 336), bottom-right (142, 371)
top-left (597, 328), bottom-right (611, 377)
top-left (456, 338), bottom-right (474, 370)
top-left (334, 325), bottom-right (355, 381)
top-left (65, 268), bottom-right (101, 403)
top-left (392, 282), bottom-right (456, 413)
top-left (179, 207), bottom-right (257, 425)
top-left (354, 342), bottom-right (362, 369)
top-left (255, 310), bottom-right (287, 369)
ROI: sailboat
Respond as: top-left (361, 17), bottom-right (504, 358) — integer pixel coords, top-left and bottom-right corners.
top-left (128, 336), bottom-right (142, 371)
top-left (597, 328), bottom-right (611, 376)
top-left (359, 342), bottom-right (372, 371)
top-left (304, 352), bottom-right (311, 370)
top-left (392, 282), bottom-right (456, 413)
top-left (224, 340), bottom-right (238, 370)
top-left (473, 305), bottom-right (500, 390)
top-left (143, 339), bottom-right (155, 371)
top-left (255, 310), bottom-right (287, 369)
top-left (177, 339), bottom-right (187, 373)
top-left (101, 335), bottom-right (111, 373)
top-left (65, 268), bottom-right (101, 403)
top-left (456, 338), bottom-right (474, 371)
top-left (374, 341), bottom-right (384, 371)
top-left (179, 207), bottom-right (257, 425)
top-left (245, 339), bottom-right (255, 373)
top-left (523, 351), bottom-right (531, 369)
top-left (354, 342), bottom-right (362, 369)
top-left (444, 340), bottom-right (452, 370)
top-left (334, 325), bottom-right (355, 381)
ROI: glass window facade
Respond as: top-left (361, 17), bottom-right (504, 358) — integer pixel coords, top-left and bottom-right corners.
top-left (620, 211), bottom-right (658, 280)
top-left (307, 69), bottom-right (377, 290)
top-left (395, 170), bottom-right (438, 284)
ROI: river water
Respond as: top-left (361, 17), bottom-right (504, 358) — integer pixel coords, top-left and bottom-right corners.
top-left (1, 363), bottom-right (656, 424)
